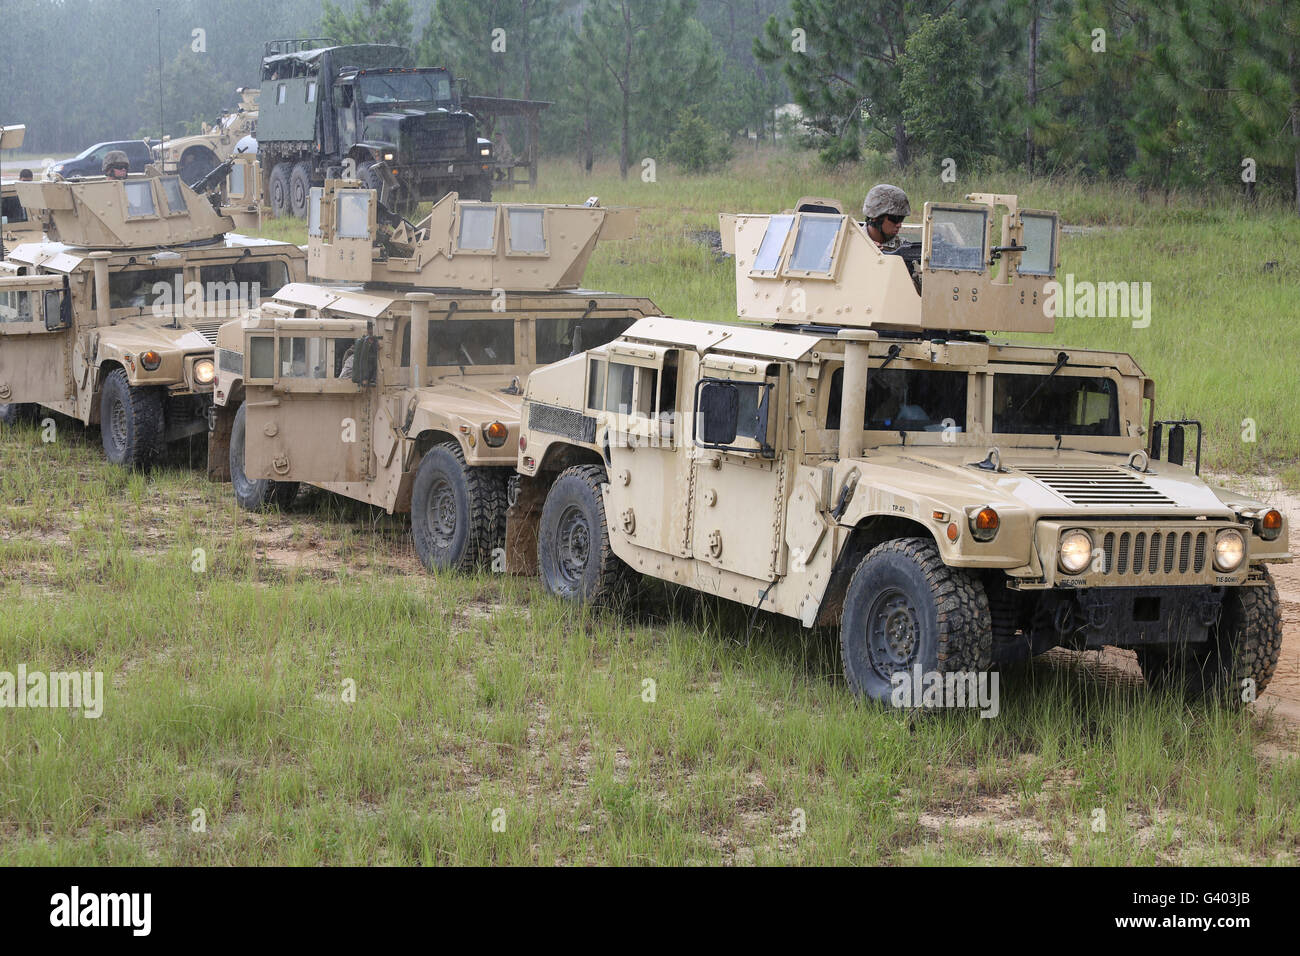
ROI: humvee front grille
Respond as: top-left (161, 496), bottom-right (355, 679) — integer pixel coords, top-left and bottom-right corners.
top-left (1021, 465), bottom-right (1175, 507)
top-left (1102, 530), bottom-right (1209, 579)
top-left (528, 403), bottom-right (595, 444)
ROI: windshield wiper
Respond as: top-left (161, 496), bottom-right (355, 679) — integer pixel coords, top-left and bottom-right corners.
top-left (1012, 350), bottom-right (1069, 416)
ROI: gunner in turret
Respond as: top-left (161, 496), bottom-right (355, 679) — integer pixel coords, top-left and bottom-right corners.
top-left (862, 183), bottom-right (910, 251)
top-left (102, 150), bottom-right (130, 181)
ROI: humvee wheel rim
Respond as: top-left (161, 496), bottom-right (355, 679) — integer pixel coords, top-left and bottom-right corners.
top-left (428, 477), bottom-right (457, 547)
top-left (867, 587), bottom-right (920, 680)
top-left (110, 397), bottom-right (128, 450)
top-left (556, 505), bottom-right (591, 584)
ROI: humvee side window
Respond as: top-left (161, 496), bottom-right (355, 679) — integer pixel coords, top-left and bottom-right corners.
top-left (457, 206), bottom-right (497, 251)
top-left (1017, 213), bottom-right (1057, 276)
top-left (751, 215), bottom-right (793, 274)
top-left (124, 181), bottom-right (157, 219)
top-left (507, 208), bottom-right (546, 254)
top-left (248, 336), bottom-right (274, 379)
top-left (825, 366), bottom-right (968, 432)
top-left (43, 290), bottom-right (69, 330)
top-left (785, 214), bottom-right (842, 275)
top-left (159, 177), bottom-right (187, 216)
top-left (276, 84), bottom-right (287, 105)
top-left (280, 336), bottom-right (331, 379)
top-left (229, 164), bottom-right (247, 198)
top-left (587, 359), bottom-right (606, 409)
top-left (605, 363), bottom-right (632, 413)
top-left (0, 289), bottom-right (34, 323)
top-left (306, 81), bottom-right (317, 104)
top-left (993, 373), bottom-right (1119, 436)
top-left (337, 191), bottom-right (371, 238)
top-left (696, 378), bottom-right (773, 452)
top-left (928, 207), bottom-right (987, 272)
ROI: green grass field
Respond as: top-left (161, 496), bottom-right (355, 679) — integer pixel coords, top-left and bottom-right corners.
top-left (1, 151), bottom-right (1297, 865)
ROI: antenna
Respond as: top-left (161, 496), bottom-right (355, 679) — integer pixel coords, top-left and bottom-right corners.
top-left (157, 9), bottom-right (165, 149)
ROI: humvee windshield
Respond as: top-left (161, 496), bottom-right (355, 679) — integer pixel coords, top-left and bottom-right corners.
top-left (535, 317), bottom-right (636, 365)
top-left (826, 366), bottom-right (968, 432)
top-left (992, 372), bottom-right (1119, 435)
top-left (400, 318), bottom-right (515, 367)
top-left (359, 73), bottom-right (452, 107)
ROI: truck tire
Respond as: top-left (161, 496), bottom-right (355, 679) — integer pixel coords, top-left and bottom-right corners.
top-left (99, 367), bottom-right (164, 468)
top-left (1137, 572), bottom-right (1284, 705)
top-left (537, 464), bottom-right (629, 604)
top-left (356, 161), bottom-right (383, 194)
top-left (289, 162), bottom-right (313, 218)
top-left (268, 162), bottom-right (292, 218)
top-left (0, 403), bottom-right (39, 426)
top-left (410, 441), bottom-right (507, 572)
top-left (179, 147), bottom-right (218, 186)
top-left (839, 537), bottom-right (993, 702)
top-left (229, 403), bottom-right (298, 511)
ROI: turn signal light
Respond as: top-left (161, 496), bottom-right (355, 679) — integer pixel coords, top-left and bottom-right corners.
top-left (140, 350), bottom-right (161, 371)
top-left (1260, 509), bottom-right (1283, 541)
top-left (483, 421), bottom-right (508, 447)
top-left (970, 506), bottom-right (999, 542)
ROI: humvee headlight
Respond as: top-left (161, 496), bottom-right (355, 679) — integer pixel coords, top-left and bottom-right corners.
top-left (1059, 529), bottom-right (1093, 575)
top-left (1214, 530), bottom-right (1245, 572)
top-left (383, 153), bottom-right (394, 162)
top-left (969, 506), bottom-right (999, 542)
top-left (194, 358), bottom-right (215, 385)
top-left (140, 350), bottom-right (162, 371)
top-left (1260, 509), bottom-right (1283, 541)
top-left (480, 147), bottom-right (491, 157)
top-left (483, 421), bottom-right (508, 447)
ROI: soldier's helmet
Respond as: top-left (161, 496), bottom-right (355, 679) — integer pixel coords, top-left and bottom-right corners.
top-left (102, 150), bottom-right (130, 174)
top-left (862, 183), bottom-right (911, 220)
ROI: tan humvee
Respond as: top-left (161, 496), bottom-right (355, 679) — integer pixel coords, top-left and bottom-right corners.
top-left (511, 194), bottom-right (1290, 704)
top-left (0, 169), bottom-right (306, 462)
top-left (212, 182), bottom-right (658, 572)
top-left (157, 89), bottom-right (260, 185)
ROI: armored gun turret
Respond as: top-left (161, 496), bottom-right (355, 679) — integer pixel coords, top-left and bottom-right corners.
top-left (213, 182), bottom-right (659, 575)
top-left (513, 192), bottom-right (1289, 708)
top-left (0, 169), bottom-right (307, 463)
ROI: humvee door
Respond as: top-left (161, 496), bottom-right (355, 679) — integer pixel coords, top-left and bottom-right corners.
top-left (241, 318), bottom-right (375, 483)
top-left (0, 274), bottom-right (74, 406)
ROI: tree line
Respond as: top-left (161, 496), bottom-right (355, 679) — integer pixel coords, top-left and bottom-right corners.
top-left (2, 0), bottom-right (1297, 209)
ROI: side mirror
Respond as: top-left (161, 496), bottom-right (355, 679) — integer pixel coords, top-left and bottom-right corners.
top-left (44, 279), bottom-right (72, 331)
top-left (698, 381), bottom-right (739, 445)
top-left (1167, 425), bottom-right (1185, 467)
top-left (350, 334), bottom-right (379, 386)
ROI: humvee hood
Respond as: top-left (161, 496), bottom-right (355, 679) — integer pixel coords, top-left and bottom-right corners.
top-left (422, 373), bottom-right (523, 417)
top-left (860, 445), bottom-right (1236, 516)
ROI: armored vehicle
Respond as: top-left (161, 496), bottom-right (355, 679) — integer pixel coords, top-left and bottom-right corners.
top-left (157, 88), bottom-right (260, 185)
top-left (0, 169), bottom-right (306, 462)
top-left (212, 182), bottom-right (658, 572)
top-left (257, 39), bottom-right (492, 218)
top-left (510, 193), bottom-right (1289, 704)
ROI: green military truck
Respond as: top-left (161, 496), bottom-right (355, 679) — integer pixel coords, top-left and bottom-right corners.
top-left (256, 38), bottom-right (493, 218)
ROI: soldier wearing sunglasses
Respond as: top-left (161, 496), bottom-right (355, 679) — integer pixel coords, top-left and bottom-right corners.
top-left (862, 183), bottom-right (910, 252)
top-left (102, 150), bottom-right (130, 180)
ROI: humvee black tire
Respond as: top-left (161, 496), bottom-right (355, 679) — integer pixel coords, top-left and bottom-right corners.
top-left (537, 464), bottom-right (629, 604)
top-left (268, 162), bottom-right (292, 218)
top-left (839, 537), bottom-right (993, 702)
top-left (1137, 572), bottom-right (1283, 706)
top-left (0, 403), bottom-right (39, 426)
top-left (179, 147), bottom-right (218, 186)
top-left (229, 403), bottom-right (298, 511)
top-left (289, 162), bottom-right (313, 218)
top-left (410, 441), bottom-right (507, 572)
top-left (100, 367), bottom-right (164, 468)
